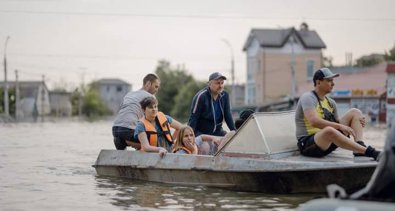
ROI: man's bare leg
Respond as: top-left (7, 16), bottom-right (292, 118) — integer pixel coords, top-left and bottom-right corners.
top-left (339, 108), bottom-right (365, 141)
top-left (314, 127), bottom-right (366, 154)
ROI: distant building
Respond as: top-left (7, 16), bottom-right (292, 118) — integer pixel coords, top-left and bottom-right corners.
top-left (227, 84), bottom-right (245, 107)
top-left (49, 91), bottom-right (72, 117)
top-left (96, 78), bottom-right (131, 114)
top-left (0, 81), bottom-right (50, 118)
top-left (243, 22), bottom-right (326, 105)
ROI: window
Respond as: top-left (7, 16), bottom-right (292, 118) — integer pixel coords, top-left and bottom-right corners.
top-left (245, 83), bottom-right (256, 105)
top-left (247, 58), bottom-right (254, 81)
top-left (116, 86), bottom-right (122, 92)
top-left (306, 60), bottom-right (315, 80)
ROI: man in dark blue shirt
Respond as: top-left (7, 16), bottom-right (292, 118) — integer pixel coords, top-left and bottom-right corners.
top-left (188, 72), bottom-right (236, 136)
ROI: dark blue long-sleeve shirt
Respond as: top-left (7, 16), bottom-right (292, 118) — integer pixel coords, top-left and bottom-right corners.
top-left (187, 87), bottom-right (235, 136)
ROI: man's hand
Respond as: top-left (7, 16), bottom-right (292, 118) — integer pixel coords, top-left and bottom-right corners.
top-left (213, 138), bottom-right (222, 146)
top-left (158, 147), bottom-right (167, 158)
top-left (359, 116), bottom-right (366, 128)
top-left (338, 124), bottom-right (356, 137)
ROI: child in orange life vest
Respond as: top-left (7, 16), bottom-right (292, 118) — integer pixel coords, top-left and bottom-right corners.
top-left (134, 96), bottom-right (182, 157)
top-left (172, 125), bottom-right (235, 155)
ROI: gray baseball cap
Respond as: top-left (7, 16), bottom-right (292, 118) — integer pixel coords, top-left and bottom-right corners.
top-left (313, 68), bottom-right (339, 81)
top-left (209, 72), bottom-right (227, 81)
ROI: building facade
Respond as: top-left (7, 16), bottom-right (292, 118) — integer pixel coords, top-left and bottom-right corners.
top-left (49, 91), bottom-right (72, 117)
top-left (243, 23), bottom-right (326, 106)
top-left (0, 81), bottom-right (51, 119)
top-left (96, 78), bottom-right (131, 114)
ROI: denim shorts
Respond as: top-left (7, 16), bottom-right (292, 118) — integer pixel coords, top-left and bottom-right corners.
top-left (297, 134), bottom-right (338, 157)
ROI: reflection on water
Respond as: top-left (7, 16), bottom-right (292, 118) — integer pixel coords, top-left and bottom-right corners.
top-left (95, 176), bottom-right (317, 210)
top-left (0, 121), bottom-right (387, 210)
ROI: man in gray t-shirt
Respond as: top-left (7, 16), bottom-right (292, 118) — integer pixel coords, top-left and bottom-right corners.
top-left (295, 68), bottom-right (380, 160)
top-left (112, 73), bottom-right (160, 150)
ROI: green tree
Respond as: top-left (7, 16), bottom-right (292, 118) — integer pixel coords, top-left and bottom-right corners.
top-left (355, 54), bottom-right (384, 67)
top-left (70, 88), bottom-right (82, 116)
top-left (0, 88), bottom-right (15, 116)
top-left (82, 82), bottom-right (111, 118)
top-left (155, 60), bottom-right (194, 115)
top-left (171, 80), bottom-right (206, 123)
top-left (384, 45), bottom-right (395, 61)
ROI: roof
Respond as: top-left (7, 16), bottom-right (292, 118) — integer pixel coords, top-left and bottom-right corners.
top-left (0, 81), bottom-right (47, 90)
top-left (297, 63), bottom-right (388, 97)
top-left (243, 27), bottom-right (326, 51)
top-left (49, 91), bottom-right (71, 95)
top-left (96, 78), bottom-right (130, 85)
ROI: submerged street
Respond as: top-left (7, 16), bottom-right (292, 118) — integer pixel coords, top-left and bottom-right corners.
top-left (0, 120), bottom-right (387, 210)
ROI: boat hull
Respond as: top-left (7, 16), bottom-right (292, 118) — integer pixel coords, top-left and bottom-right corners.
top-left (93, 150), bottom-right (376, 194)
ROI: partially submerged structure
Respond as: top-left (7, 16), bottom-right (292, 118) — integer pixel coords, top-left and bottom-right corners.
top-left (0, 81), bottom-right (50, 118)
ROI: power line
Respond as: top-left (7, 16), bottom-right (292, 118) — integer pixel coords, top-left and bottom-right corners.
top-left (0, 9), bottom-right (394, 22)
top-left (8, 52), bottom-right (245, 63)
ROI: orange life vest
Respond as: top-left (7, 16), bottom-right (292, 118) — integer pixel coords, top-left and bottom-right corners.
top-left (172, 146), bottom-right (192, 154)
top-left (141, 112), bottom-right (173, 147)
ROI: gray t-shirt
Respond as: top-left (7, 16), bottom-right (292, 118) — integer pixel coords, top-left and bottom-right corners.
top-left (113, 89), bottom-right (153, 129)
top-left (295, 91), bottom-right (338, 139)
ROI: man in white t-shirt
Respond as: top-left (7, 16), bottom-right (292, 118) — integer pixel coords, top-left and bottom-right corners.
top-left (112, 73), bottom-right (160, 150)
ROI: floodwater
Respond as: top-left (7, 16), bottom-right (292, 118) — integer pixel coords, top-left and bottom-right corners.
top-left (0, 120), bottom-right (388, 210)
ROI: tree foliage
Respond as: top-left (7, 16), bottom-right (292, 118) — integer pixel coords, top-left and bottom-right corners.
top-left (70, 82), bottom-right (111, 118)
top-left (171, 80), bottom-right (206, 123)
top-left (355, 54), bottom-right (384, 67)
top-left (384, 45), bottom-right (395, 61)
top-left (155, 60), bottom-right (194, 115)
top-left (82, 82), bottom-right (111, 117)
top-left (0, 88), bottom-right (15, 115)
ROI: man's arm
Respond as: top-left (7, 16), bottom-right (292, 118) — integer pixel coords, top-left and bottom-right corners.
top-left (137, 132), bottom-right (167, 157)
top-left (188, 94), bottom-right (203, 132)
top-left (304, 108), bottom-right (356, 137)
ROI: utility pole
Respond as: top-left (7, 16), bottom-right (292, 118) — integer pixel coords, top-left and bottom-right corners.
top-left (290, 35), bottom-right (297, 108)
top-left (41, 74), bottom-right (46, 122)
top-left (3, 36), bottom-right (10, 119)
top-left (221, 39), bottom-right (235, 105)
top-left (15, 69), bottom-right (20, 121)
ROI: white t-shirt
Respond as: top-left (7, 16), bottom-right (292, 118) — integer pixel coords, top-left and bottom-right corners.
top-left (113, 89), bottom-right (153, 129)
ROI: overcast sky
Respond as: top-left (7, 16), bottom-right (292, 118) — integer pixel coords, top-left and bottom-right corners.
top-left (1, 0), bottom-right (394, 90)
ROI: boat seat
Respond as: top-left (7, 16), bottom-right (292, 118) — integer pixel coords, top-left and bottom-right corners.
top-left (220, 111), bottom-right (297, 156)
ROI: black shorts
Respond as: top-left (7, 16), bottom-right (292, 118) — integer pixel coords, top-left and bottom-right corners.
top-left (112, 126), bottom-right (139, 150)
top-left (297, 134), bottom-right (338, 157)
